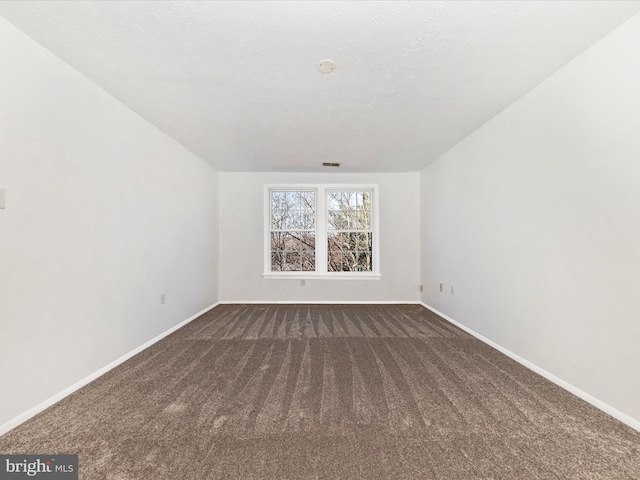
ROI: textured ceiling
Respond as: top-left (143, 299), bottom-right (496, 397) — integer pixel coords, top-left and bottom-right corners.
top-left (1, 1), bottom-right (640, 172)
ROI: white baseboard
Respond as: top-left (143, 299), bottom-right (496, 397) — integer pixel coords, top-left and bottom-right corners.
top-left (420, 302), bottom-right (640, 433)
top-left (218, 300), bottom-right (421, 305)
top-left (0, 302), bottom-right (220, 437)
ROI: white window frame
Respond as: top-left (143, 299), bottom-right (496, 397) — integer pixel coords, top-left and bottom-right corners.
top-left (264, 184), bottom-right (381, 280)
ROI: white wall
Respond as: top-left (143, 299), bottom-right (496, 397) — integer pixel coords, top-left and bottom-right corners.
top-left (0, 18), bottom-right (219, 429)
top-left (220, 172), bottom-right (420, 302)
top-left (421, 13), bottom-right (640, 424)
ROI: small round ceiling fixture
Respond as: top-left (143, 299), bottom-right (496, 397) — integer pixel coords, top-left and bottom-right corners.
top-left (317, 59), bottom-right (336, 74)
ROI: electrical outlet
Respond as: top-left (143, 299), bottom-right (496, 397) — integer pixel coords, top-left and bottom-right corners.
top-left (419, 284), bottom-right (424, 293)
top-left (439, 283), bottom-right (443, 293)
top-left (300, 279), bottom-right (306, 286)
top-left (160, 294), bottom-right (165, 304)
top-left (450, 286), bottom-right (454, 295)
top-left (0, 188), bottom-right (5, 209)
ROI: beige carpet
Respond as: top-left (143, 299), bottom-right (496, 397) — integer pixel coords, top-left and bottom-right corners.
top-left (1, 304), bottom-right (639, 479)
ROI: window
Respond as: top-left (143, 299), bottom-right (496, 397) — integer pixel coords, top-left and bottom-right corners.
top-left (265, 185), bottom-right (380, 278)
top-left (327, 191), bottom-right (372, 272)
top-left (269, 190), bottom-right (316, 272)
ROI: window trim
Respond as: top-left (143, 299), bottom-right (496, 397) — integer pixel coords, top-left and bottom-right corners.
top-left (263, 184), bottom-right (381, 279)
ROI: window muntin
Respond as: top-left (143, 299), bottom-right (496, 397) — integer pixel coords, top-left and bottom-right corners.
top-left (269, 190), bottom-right (316, 272)
top-left (265, 185), bottom-right (379, 278)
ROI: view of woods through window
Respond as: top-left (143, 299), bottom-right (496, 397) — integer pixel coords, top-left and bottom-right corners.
top-left (270, 191), bottom-right (316, 272)
top-left (269, 189), bottom-right (373, 273)
top-left (327, 191), bottom-right (372, 272)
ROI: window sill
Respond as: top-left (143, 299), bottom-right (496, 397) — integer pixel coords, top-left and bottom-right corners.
top-left (263, 273), bottom-right (381, 280)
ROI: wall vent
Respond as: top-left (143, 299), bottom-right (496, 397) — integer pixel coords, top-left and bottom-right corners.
top-left (322, 162), bottom-right (341, 167)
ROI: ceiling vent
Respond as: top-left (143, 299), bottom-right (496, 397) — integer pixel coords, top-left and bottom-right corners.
top-left (322, 162), bottom-right (341, 167)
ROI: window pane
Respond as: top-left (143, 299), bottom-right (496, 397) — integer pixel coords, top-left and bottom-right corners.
top-left (341, 251), bottom-right (356, 271)
top-left (356, 209), bottom-right (371, 230)
top-left (285, 191), bottom-right (301, 209)
top-left (283, 210), bottom-right (302, 230)
top-left (356, 252), bottom-right (372, 272)
top-left (327, 233), bottom-right (338, 253)
top-left (327, 250), bottom-right (341, 272)
top-left (343, 209), bottom-right (358, 230)
top-left (327, 192), bottom-right (341, 211)
top-left (301, 211), bottom-right (315, 229)
top-left (357, 232), bottom-right (372, 251)
top-left (300, 232), bottom-right (315, 251)
top-left (327, 232), bottom-right (349, 251)
top-left (271, 232), bottom-right (285, 251)
top-left (357, 191), bottom-right (372, 229)
top-left (271, 252), bottom-right (284, 271)
top-left (272, 191), bottom-right (286, 204)
top-left (272, 191), bottom-right (297, 229)
top-left (284, 232), bottom-right (304, 251)
top-left (357, 191), bottom-right (370, 209)
top-left (344, 191), bottom-right (357, 210)
top-left (301, 191), bottom-right (315, 211)
top-left (328, 210), bottom-right (348, 230)
top-left (302, 253), bottom-right (315, 271)
top-left (284, 252), bottom-right (301, 271)
top-left (347, 232), bottom-right (359, 250)
top-left (271, 191), bottom-right (286, 229)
